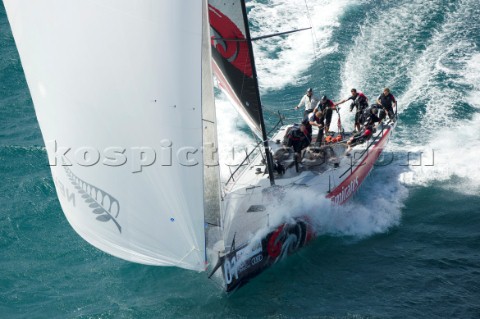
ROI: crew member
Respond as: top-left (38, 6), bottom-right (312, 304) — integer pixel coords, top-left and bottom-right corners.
top-left (346, 125), bottom-right (373, 154)
top-left (364, 106), bottom-right (381, 127)
top-left (308, 110), bottom-right (325, 145)
top-left (335, 88), bottom-right (369, 132)
top-left (295, 88), bottom-right (320, 119)
top-left (313, 95), bottom-right (336, 133)
top-left (376, 87), bottom-right (397, 121)
top-left (285, 124), bottom-right (311, 153)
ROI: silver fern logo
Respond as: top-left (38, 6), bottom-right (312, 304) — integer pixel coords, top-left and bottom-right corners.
top-left (64, 167), bottom-right (122, 233)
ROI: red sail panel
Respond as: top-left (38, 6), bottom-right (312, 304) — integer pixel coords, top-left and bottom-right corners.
top-left (208, 0), bottom-right (263, 137)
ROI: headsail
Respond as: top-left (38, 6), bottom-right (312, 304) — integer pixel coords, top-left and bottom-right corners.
top-left (208, 0), bottom-right (264, 138)
top-left (4, 0), bottom-right (213, 271)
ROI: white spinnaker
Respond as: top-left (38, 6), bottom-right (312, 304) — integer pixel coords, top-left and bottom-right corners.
top-left (5, 0), bottom-right (207, 271)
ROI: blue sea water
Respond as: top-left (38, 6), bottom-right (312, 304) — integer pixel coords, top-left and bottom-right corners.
top-left (1, 1), bottom-right (480, 318)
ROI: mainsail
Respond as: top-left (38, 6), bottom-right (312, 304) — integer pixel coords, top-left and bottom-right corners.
top-left (4, 0), bottom-right (216, 271)
top-left (209, 0), bottom-right (276, 185)
top-left (208, 0), bottom-right (264, 138)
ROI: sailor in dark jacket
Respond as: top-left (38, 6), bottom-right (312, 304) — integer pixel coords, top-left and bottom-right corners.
top-left (376, 87), bottom-right (397, 121)
top-left (335, 88), bottom-right (369, 132)
top-left (346, 125), bottom-right (373, 154)
top-left (313, 95), bottom-right (336, 133)
top-left (285, 124), bottom-right (310, 153)
top-left (307, 110), bottom-right (325, 145)
top-left (364, 106), bottom-right (381, 127)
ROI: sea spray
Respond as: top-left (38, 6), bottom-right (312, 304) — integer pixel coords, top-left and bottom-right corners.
top-left (248, 0), bottom-right (355, 91)
top-left (397, 50), bottom-right (480, 193)
top-left (233, 164), bottom-right (407, 274)
top-left (215, 94), bottom-right (257, 181)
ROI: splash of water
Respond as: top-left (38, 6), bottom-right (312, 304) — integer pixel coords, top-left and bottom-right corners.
top-left (393, 0), bottom-right (480, 193)
top-left (399, 53), bottom-right (480, 194)
top-left (215, 93), bottom-right (256, 181)
top-left (248, 0), bottom-right (355, 91)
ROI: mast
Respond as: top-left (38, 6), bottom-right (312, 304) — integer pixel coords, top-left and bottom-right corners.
top-left (239, 0), bottom-right (275, 186)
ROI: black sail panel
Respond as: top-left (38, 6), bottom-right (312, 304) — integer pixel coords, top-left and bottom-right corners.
top-left (208, 1), bottom-right (263, 137)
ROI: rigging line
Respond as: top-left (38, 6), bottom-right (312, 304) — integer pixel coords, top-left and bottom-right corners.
top-left (304, 0), bottom-right (319, 61)
top-left (304, 0), bottom-right (318, 59)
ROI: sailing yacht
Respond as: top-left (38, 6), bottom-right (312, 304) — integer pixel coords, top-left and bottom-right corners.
top-left (4, 0), bottom-right (396, 292)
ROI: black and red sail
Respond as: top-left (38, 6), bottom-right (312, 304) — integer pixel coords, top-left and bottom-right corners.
top-left (208, 0), bottom-right (263, 137)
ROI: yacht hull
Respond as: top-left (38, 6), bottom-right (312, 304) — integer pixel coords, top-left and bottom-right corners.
top-left (219, 121), bottom-right (396, 292)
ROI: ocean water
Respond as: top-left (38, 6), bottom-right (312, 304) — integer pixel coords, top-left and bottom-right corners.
top-left (1, 0), bottom-right (480, 318)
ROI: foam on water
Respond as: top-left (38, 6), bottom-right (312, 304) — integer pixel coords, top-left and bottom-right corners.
top-left (399, 53), bottom-right (480, 194)
top-left (214, 92), bottom-right (256, 181)
top-left (239, 160), bottom-right (407, 262)
top-left (339, 0), bottom-right (449, 127)
top-left (247, 0), bottom-right (354, 91)
top-left (271, 165), bottom-right (406, 238)
top-left (397, 0), bottom-right (479, 132)
top-left (392, 0), bottom-right (480, 194)
top-left (341, 0), bottom-right (449, 95)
